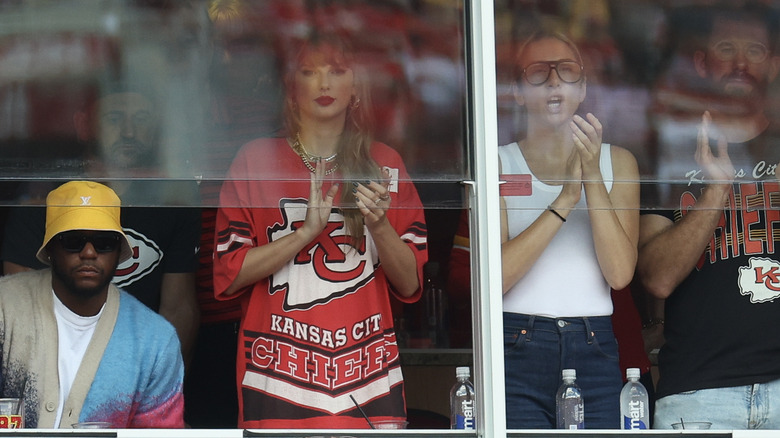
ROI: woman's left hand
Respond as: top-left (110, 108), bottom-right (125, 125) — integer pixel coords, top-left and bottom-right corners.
top-left (353, 175), bottom-right (392, 228)
top-left (570, 113), bottom-right (603, 180)
top-left (353, 169), bottom-right (419, 298)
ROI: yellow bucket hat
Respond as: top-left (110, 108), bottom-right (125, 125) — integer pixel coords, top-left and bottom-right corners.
top-left (36, 181), bottom-right (133, 265)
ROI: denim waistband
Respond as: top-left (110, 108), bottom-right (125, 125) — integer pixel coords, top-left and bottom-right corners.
top-left (503, 312), bottom-right (613, 333)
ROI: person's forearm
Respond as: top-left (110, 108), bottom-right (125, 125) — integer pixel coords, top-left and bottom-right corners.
top-left (220, 170), bottom-right (339, 297)
top-left (222, 228), bottom-right (314, 296)
top-left (370, 221), bottom-right (420, 297)
top-left (584, 181), bottom-right (639, 290)
top-left (637, 184), bottom-right (730, 298)
top-left (159, 299), bottom-right (199, 370)
top-left (158, 273), bottom-right (199, 372)
top-left (501, 210), bottom-right (565, 294)
top-left (166, 307), bottom-right (198, 372)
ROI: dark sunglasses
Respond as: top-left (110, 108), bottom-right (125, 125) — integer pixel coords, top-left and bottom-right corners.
top-left (522, 60), bottom-right (584, 86)
top-left (57, 231), bottom-right (121, 253)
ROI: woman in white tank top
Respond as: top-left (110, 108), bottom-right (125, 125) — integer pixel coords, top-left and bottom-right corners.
top-left (499, 30), bottom-right (639, 429)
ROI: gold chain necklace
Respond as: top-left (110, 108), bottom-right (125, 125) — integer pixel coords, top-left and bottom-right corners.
top-left (295, 132), bottom-right (338, 162)
top-left (291, 133), bottom-right (340, 175)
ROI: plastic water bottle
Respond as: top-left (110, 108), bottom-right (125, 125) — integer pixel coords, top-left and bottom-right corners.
top-left (620, 368), bottom-right (649, 430)
top-left (556, 368), bottom-right (584, 429)
top-left (449, 366), bottom-right (476, 429)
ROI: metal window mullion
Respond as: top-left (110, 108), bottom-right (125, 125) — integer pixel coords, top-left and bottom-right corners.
top-left (467, 1), bottom-right (506, 437)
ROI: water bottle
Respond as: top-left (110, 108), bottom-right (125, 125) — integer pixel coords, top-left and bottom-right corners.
top-left (449, 366), bottom-right (476, 429)
top-left (620, 368), bottom-right (649, 430)
top-left (556, 368), bottom-right (584, 429)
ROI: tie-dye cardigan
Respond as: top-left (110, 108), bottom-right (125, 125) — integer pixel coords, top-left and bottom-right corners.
top-left (0, 269), bottom-right (184, 428)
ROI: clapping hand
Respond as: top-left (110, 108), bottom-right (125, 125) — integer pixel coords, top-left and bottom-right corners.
top-left (696, 111), bottom-right (735, 185)
top-left (354, 168), bottom-right (392, 228)
top-left (570, 113), bottom-right (603, 181)
top-left (300, 159), bottom-right (339, 240)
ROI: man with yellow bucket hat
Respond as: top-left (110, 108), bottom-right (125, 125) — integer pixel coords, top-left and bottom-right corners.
top-left (0, 181), bottom-right (184, 429)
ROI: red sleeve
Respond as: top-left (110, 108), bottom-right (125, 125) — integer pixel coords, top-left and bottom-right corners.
top-left (213, 146), bottom-right (256, 300)
top-left (376, 143), bottom-right (428, 303)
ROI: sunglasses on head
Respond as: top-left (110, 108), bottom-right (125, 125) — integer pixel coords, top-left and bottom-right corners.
top-left (57, 231), bottom-right (121, 253)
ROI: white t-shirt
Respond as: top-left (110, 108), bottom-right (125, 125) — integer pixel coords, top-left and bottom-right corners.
top-left (499, 142), bottom-right (614, 318)
top-left (52, 291), bottom-right (103, 428)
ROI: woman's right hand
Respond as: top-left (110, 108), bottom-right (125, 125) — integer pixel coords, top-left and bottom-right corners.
top-left (298, 159), bottom-right (339, 241)
top-left (219, 160), bottom-right (339, 296)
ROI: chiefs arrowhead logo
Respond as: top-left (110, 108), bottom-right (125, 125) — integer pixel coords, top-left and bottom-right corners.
top-left (269, 198), bottom-right (377, 311)
top-left (113, 227), bottom-right (163, 288)
top-left (738, 257), bottom-right (780, 303)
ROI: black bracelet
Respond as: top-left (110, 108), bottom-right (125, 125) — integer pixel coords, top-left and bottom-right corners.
top-left (547, 205), bottom-right (566, 222)
top-left (642, 318), bottom-right (665, 329)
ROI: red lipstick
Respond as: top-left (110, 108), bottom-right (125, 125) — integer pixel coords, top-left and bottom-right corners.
top-left (315, 96), bottom-right (335, 106)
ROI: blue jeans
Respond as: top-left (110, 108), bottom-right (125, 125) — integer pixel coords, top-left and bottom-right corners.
top-left (654, 378), bottom-right (780, 429)
top-left (504, 312), bottom-right (622, 429)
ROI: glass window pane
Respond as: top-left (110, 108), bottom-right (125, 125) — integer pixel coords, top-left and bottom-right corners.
top-left (0, 0), bottom-right (478, 434)
top-left (0, 1), bottom-right (470, 210)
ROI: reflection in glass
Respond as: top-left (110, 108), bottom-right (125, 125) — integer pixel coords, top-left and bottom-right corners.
top-left (0, 0), bottom-right (469, 209)
top-left (0, 0), bottom-right (472, 432)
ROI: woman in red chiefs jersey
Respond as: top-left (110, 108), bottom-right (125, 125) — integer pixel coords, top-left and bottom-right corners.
top-left (212, 32), bottom-right (428, 429)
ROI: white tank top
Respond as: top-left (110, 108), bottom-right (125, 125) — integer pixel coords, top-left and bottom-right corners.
top-left (499, 142), bottom-right (614, 318)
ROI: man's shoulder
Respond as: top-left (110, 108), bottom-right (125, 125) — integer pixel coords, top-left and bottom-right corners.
top-left (0, 271), bottom-right (51, 322)
top-left (0, 269), bottom-right (49, 294)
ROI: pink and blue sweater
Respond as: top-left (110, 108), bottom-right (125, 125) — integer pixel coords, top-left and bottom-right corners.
top-left (0, 270), bottom-right (184, 428)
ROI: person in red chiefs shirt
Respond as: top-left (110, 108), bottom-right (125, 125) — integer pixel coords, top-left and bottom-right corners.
top-left (212, 32), bottom-right (428, 429)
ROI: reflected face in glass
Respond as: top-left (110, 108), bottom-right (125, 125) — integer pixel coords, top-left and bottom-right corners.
top-left (292, 46), bottom-right (356, 125)
top-left (515, 38), bottom-right (585, 126)
top-left (96, 92), bottom-right (157, 168)
top-left (48, 231), bottom-right (120, 300)
top-left (699, 17), bottom-right (777, 98)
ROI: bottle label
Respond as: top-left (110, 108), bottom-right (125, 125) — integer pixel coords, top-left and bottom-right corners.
top-left (455, 414), bottom-right (475, 430)
top-left (623, 416), bottom-right (648, 430)
top-left (622, 400), bottom-right (647, 430)
top-left (454, 399), bottom-right (475, 429)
